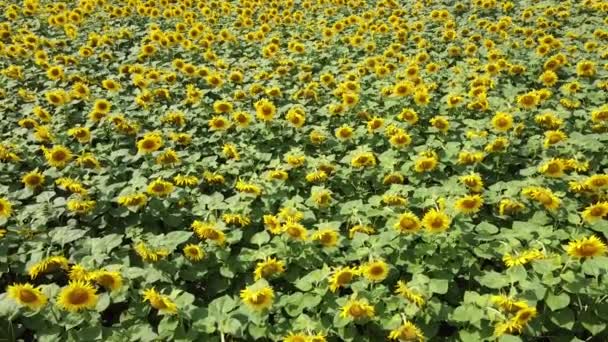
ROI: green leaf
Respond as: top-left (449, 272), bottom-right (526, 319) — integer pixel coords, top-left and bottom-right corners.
top-left (545, 292), bottom-right (570, 311)
top-left (550, 308), bottom-right (575, 329)
top-left (250, 231), bottom-right (270, 245)
top-left (498, 336), bottom-right (523, 342)
top-left (580, 310), bottom-right (606, 335)
top-left (428, 278), bottom-right (449, 294)
top-left (476, 271), bottom-right (509, 289)
top-left (51, 226), bottom-right (88, 245)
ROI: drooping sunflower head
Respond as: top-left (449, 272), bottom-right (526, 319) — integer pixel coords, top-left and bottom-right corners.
top-left (340, 299), bottom-right (375, 319)
top-left (388, 321), bottom-right (425, 341)
top-left (90, 270), bottom-right (123, 292)
top-left (142, 288), bottom-right (178, 314)
top-left (0, 197), bottom-right (13, 218)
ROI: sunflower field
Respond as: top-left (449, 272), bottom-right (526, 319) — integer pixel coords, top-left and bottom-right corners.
top-left (1, 0), bottom-right (608, 341)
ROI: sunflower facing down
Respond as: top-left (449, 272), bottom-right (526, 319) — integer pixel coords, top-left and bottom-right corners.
top-left (340, 299), bottom-right (375, 320)
top-left (28, 256), bottom-right (69, 279)
top-left (329, 266), bottom-right (359, 292)
top-left (240, 285), bottom-right (274, 311)
top-left (7, 283), bottom-right (48, 310)
top-left (143, 288), bottom-right (178, 314)
top-left (254, 257), bottom-right (286, 280)
top-left (90, 270), bottom-right (123, 292)
top-left (0, 197), bottom-right (13, 218)
top-left (57, 280), bottom-right (99, 312)
top-left (388, 320), bottom-right (425, 341)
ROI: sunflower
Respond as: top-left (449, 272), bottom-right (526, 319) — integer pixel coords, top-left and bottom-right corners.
top-left (414, 155), bottom-right (438, 173)
top-left (191, 221), bottom-right (226, 245)
top-left (521, 187), bottom-right (560, 211)
top-left (454, 194), bottom-right (484, 215)
top-left (28, 256), bottom-right (69, 279)
top-left (67, 127), bottom-right (91, 143)
top-left (283, 332), bottom-right (309, 342)
top-left (137, 133), bottom-right (163, 154)
top-left (57, 280), bottom-right (98, 312)
top-left (351, 152), bottom-right (376, 168)
top-left (183, 244), bottom-right (205, 261)
top-left (69, 264), bottom-right (90, 281)
top-left (223, 213), bottom-right (251, 227)
top-left (429, 116), bottom-right (449, 133)
top-left (389, 131), bottom-right (412, 148)
top-left (117, 193), bottom-right (148, 208)
top-left (539, 158), bottom-right (566, 178)
top-left (93, 99), bottom-right (111, 114)
top-left (232, 111), bottom-right (252, 127)
top-left (513, 307), bottom-right (538, 325)
top-left (566, 236), bottom-right (607, 258)
top-left (146, 179), bottom-right (174, 197)
top-left (134, 242), bottom-right (169, 262)
top-left (340, 299), bottom-right (375, 319)
top-left (263, 215), bottom-right (283, 234)
top-left (240, 286), bottom-right (274, 311)
top-left (143, 288), bottom-right (178, 314)
top-left (0, 197), bottom-right (13, 218)
top-left (173, 174), bottom-right (199, 187)
top-left (102, 79), bottom-right (121, 92)
top-left (311, 228), bottom-right (339, 247)
top-left (155, 149), bottom-right (180, 165)
top-left (388, 321), bottom-right (425, 341)
top-left (491, 295), bottom-right (530, 313)
top-left (349, 224), bottom-right (376, 238)
top-left (498, 199), bottom-right (525, 216)
top-left (90, 270), bottom-right (123, 291)
top-left (517, 92), bottom-right (539, 109)
top-left (329, 266), bottom-right (358, 292)
top-left (398, 108), bottom-right (419, 125)
top-left (45, 65), bottom-right (64, 80)
top-left (421, 209), bottom-right (451, 233)
top-left (394, 212), bottom-right (422, 233)
top-left (254, 257), bottom-right (286, 280)
top-left (208, 116), bottom-right (231, 131)
top-left (66, 199), bottom-right (96, 214)
top-left (584, 174), bottom-right (608, 190)
top-left (7, 283), bottom-right (48, 310)
top-left (222, 143), bottom-right (240, 160)
top-left (43, 145), bottom-right (73, 168)
top-left (459, 173), bottom-right (483, 192)
top-left (213, 100), bottom-right (233, 113)
top-left (362, 260), bottom-right (389, 282)
top-left (503, 249), bottom-right (546, 268)
top-left (235, 180), bottom-right (262, 196)
top-left (494, 319), bottom-right (523, 336)
top-left (335, 124), bottom-right (354, 141)
top-left (581, 202), bottom-right (608, 223)
top-left (491, 112), bottom-right (513, 132)
top-left (282, 222), bottom-right (308, 241)
top-left (311, 188), bottom-right (332, 208)
top-left (255, 98), bottom-right (276, 122)
top-left (395, 280), bottom-right (425, 307)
